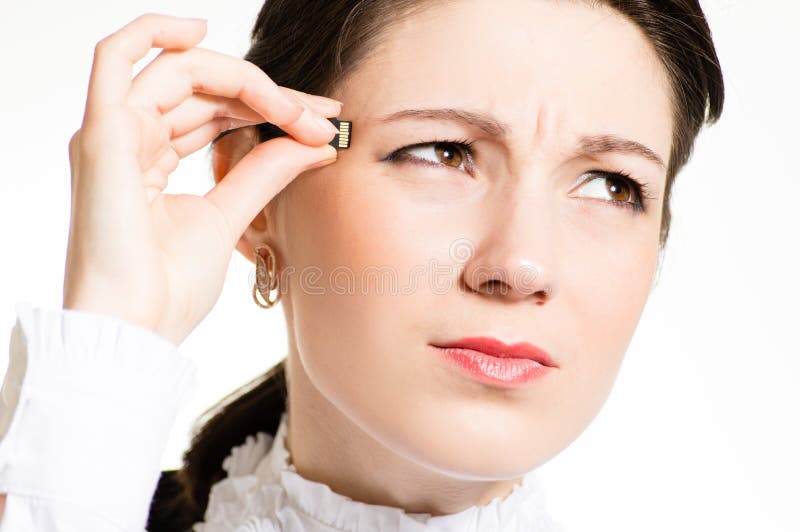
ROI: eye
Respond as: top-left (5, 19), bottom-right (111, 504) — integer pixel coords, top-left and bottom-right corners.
top-left (573, 171), bottom-right (651, 214)
top-left (384, 139), bottom-right (476, 174)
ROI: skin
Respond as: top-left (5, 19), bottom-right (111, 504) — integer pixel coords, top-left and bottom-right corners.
top-left (1, 13), bottom-right (342, 523)
top-left (225, 0), bottom-right (673, 516)
top-left (0, 0), bottom-right (672, 522)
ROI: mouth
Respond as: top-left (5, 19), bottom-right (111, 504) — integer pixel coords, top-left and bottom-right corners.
top-left (429, 336), bottom-right (558, 368)
top-left (429, 336), bottom-right (558, 387)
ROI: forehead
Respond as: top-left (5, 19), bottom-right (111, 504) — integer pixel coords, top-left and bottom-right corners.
top-left (336, 0), bottom-right (673, 166)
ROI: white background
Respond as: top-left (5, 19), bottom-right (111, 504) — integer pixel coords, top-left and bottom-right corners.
top-left (0, 1), bottom-right (798, 531)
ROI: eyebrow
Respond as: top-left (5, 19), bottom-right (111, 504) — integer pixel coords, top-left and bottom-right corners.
top-left (578, 134), bottom-right (666, 169)
top-left (375, 108), bottom-right (510, 137)
top-left (372, 107), bottom-right (666, 169)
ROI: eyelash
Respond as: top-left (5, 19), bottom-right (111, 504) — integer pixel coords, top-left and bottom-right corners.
top-left (385, 139), bottom-right (654, 213)
top-left (581, 169), bottom-right (653, 214)
top-left (384, 137), bottom-right (477, 173)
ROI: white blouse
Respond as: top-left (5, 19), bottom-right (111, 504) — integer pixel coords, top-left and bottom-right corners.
top-left (0, 303), bottom-right (565, 531)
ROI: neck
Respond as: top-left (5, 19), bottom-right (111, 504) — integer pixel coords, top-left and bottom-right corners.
top-left (283, 346), bottom-right (524, 516)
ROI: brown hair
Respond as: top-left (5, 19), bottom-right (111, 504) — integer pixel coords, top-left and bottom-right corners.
top-left (146, 1), bottom-right (724, 529)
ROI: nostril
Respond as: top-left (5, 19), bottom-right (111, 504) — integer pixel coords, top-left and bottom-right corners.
top-left (538, 287), bottom-right (551, 298)
top-left (483, 279), bottom-right (510, 295)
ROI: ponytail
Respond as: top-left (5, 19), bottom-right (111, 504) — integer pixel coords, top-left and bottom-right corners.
top-left (146, 360), bottom-right (288, 531)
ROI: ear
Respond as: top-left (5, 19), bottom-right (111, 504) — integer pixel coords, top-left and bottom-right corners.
top-left (211, 126), bottom-right (272, 265)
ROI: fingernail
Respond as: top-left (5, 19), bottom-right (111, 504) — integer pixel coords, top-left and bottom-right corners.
top-left (281, 91), bottom-right (305, 115)
top-left (315, 113), bottom-right (340, 135)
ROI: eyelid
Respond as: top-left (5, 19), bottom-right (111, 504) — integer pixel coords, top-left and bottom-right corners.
top-left (572, 170), bottom-right (649, 213)
top-left (385, 139), bottom-right (476, 173)
top-left (386, 143), bottom-right (653, 214)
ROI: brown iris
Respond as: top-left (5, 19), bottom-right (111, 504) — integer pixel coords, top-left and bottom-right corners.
top-left (605, 176), bottom-right (632, 202)
top-left (434, 143), bottom-right (463, 168)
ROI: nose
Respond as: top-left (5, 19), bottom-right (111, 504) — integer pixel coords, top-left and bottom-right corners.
top-left (458, 193), bottom-right (556, 304)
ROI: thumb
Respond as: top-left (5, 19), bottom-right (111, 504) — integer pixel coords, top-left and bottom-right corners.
top-left (205, 136), bottom-right (337, 242)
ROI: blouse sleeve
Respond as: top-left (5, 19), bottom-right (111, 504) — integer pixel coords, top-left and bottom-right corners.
top-left (0, 302), bottom-right (198, 532)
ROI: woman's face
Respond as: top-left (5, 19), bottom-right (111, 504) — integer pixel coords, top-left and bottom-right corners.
top-left (266, 0), bottom-right (672, 477)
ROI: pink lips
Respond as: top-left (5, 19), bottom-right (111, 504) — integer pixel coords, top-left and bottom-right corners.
top-left (430, 336), bottom-right (558, 386)
top-left (432, 336), bottom-right (558, 367)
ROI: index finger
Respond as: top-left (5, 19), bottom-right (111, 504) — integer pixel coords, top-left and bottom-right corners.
top-left (85, 13), bottom-right (208, 117)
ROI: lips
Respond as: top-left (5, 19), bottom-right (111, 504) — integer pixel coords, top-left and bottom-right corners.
top-left (430, 336), bottom-right (558, 368)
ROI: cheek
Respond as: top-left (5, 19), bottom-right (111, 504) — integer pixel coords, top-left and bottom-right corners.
top-left (559, 221), bottom-right (658, 389)
top-left (277, 163), bottom-right (442, 370)
top-left (537, 227), bottom-right (658, 446)
top-left (282, 165), bottom-right (435, 280)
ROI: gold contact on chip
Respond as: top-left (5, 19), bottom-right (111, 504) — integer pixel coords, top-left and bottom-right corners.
top-left (330, 118), bottom-right (351, 149)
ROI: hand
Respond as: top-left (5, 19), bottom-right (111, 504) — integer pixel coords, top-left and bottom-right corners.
top-left (63, 13), bottom-right (342, 345)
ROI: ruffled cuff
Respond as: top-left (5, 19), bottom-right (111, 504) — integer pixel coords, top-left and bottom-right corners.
top-left (0, 302), bottom-right (198, 531)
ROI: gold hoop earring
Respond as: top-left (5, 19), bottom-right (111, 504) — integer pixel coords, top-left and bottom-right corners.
top-left (252, 244), bottom-right (281, 309)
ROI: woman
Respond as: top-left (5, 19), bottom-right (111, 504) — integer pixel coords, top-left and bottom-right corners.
top-left (0, 0), bottom-right (724, 530)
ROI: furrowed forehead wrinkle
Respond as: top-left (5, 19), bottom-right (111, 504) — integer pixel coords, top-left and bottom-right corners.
top-left (370, 107), bottom-right (665, 169)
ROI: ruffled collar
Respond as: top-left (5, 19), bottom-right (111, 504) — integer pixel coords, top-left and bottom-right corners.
top-left (193, 411), bottom-right (563, 532)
